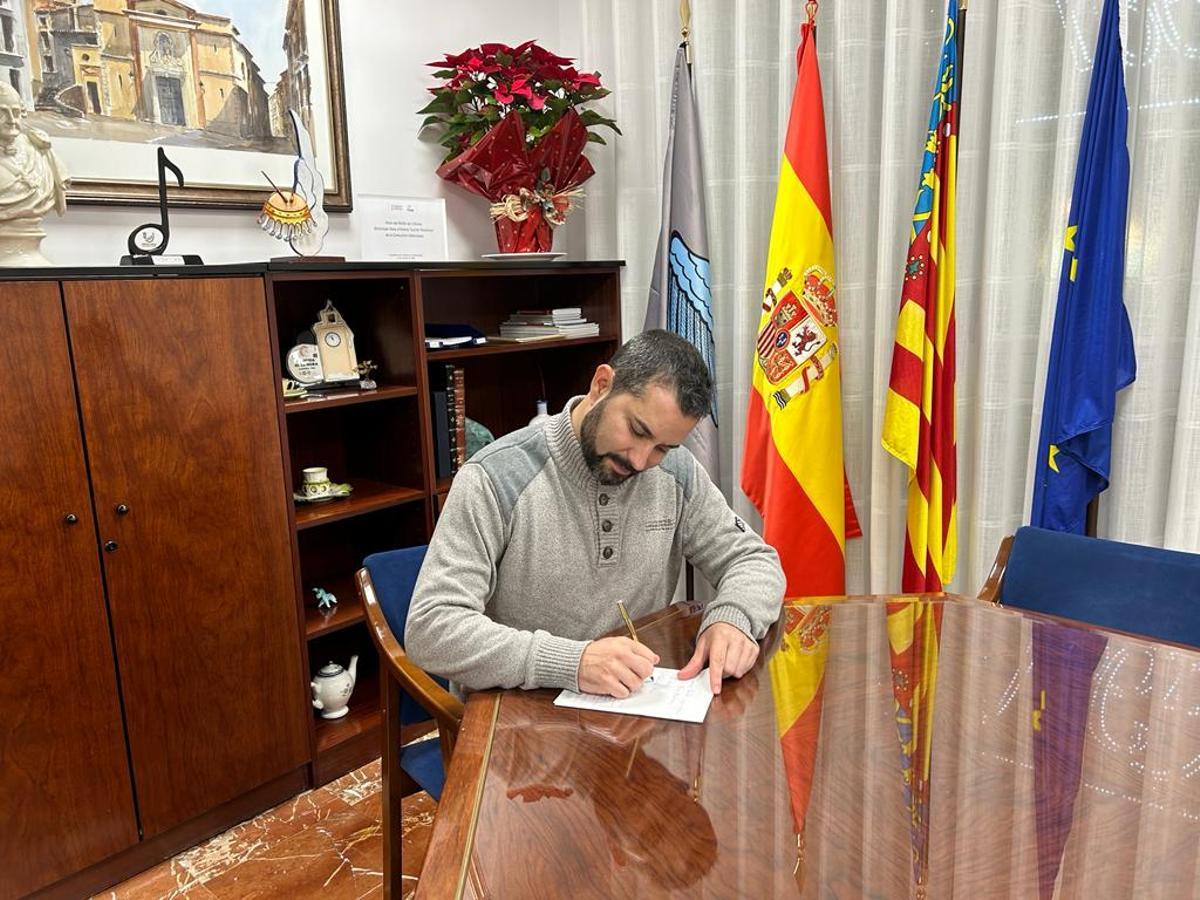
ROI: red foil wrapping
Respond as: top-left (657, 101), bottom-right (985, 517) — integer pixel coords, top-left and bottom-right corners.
top-left (436, 109), bottom-right (595, 253)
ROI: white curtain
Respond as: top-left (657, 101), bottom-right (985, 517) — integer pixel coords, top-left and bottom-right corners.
top-left (574, 0), bottom-right (1200, 594)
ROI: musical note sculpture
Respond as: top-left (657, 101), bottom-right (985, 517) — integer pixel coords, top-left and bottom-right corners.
top-left (121, 148), bottom-right (202, 265)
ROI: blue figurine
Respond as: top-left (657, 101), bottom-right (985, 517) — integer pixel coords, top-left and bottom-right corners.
top-left (312, 587), bottom-right (338, 614)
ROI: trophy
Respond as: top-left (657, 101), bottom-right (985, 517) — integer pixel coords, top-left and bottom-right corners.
top-left (121, 148), bottom-right (202, 265)
top-left (312, 301), bottom-right (359, 382)
top-left (284, 301), bottom-right (359, 391)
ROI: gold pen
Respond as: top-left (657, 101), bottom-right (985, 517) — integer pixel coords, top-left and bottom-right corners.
top-left (616, 600), bottom-right (639, 643)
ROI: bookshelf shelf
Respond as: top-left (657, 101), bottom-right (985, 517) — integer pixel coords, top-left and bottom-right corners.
top-left (426, 334), bottom-right (617, 362)
top-left (304, 572), bottom-right (366, 638)
top-left (284, 383), bottom-right (418, 414)
top-left (294, 479), bottom-right (425, 531)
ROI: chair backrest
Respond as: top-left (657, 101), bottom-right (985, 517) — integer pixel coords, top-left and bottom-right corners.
top-left (362, 545), bottom-right (451, 725)
top-left (999, 526), bottom-right (1200, 648)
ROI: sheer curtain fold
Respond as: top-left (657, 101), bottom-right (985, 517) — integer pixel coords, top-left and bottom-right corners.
top-left (576, 0), bottom-right (1200, 592)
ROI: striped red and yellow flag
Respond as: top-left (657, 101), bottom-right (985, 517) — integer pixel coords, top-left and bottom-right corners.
top-left (882, 2), bottom-right (960, 593)
top-left (741, 18), bottom-right (860, 599)
top-left (886, 599), bottom-right (943, 892)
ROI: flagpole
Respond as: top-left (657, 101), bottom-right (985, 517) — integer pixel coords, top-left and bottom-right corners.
top-left (957, 0), bottom-right (967, 150)
top-left (679, 0), bottom-right (692, 63)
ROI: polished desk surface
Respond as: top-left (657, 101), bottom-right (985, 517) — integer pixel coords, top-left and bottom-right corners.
top-left (417, 596), bottom-right (1200, 898)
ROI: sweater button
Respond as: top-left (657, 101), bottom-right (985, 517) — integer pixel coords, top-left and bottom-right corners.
top-left (598, 493), bottom-right (609, 506)
top-left (602, 519), bottom-right (613, 533)
top-left (602, 546), bottom-right (614, 560)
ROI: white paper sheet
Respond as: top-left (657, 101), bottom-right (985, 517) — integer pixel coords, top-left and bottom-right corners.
top-left (553, 667), bottom-right (715, 723)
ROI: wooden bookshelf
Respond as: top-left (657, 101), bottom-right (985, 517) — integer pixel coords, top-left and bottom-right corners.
top-left (426, 334), bottom-right (616, 362)
top-left (294, 480), bottom-right (425, 530)
top-left (284, 383), bottom-right (418, 413)
top-left (267, 263), bottom-right (622, 786)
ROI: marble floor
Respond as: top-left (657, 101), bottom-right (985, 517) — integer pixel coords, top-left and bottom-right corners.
top-left (95, 760), bottom-right (437, 899)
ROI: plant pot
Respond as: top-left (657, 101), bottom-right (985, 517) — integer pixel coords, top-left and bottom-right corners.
top-left (494, 206), bottom-right (554, 253)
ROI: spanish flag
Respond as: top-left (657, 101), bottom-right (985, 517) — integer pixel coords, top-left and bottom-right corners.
top-left (768, 603), bottom-right (832, 886)
top-left (882, 0), bottom-right (960, 593)
top-left (741, 16), bottom-right (859, 598)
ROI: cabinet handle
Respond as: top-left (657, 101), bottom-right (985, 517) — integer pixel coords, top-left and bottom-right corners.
top-left (104, 540), bottom-right (119, 553)
top-left (64, 513), bottom-right (79, 525)
top-left (115, 504), bottom-right (130, 516)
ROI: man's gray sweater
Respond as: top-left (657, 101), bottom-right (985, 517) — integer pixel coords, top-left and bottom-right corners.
top-left (404, 397), bottom-right (785, 692)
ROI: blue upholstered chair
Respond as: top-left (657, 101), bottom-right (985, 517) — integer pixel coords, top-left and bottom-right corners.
top-left (978, 526), bottom-right (1200, 648)
top-left (357, 545), bottom-right (463, 900)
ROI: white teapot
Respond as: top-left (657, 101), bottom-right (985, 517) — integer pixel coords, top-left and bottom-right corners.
top-left (311, 655), bottom-right (358, 719)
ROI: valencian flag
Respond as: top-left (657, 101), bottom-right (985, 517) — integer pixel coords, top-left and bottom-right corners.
top-left (885, 598), bottom-right (942, 893)
top-left (645, 44), bottom-right (719, 485)
top-left (882, 0), bottom-right (960, 593)
top-left (1031, 622), bottom-right (1107, 900)
top-left (768, 603), bottom-right (832, 886)
top-left (741, 10), bottom-right (860, 598)
top-left (1031, 0), bottom-right (1135, 534)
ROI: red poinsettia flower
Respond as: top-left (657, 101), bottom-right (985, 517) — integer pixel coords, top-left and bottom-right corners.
top-left (421, 40), bottom-right (618, 164)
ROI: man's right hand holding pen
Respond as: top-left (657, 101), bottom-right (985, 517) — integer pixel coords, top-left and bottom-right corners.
top-left (577, 600), bottom-right (660, 698)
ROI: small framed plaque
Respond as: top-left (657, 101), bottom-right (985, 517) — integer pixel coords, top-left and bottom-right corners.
top-left (286, 344), bottom-right (325, 384)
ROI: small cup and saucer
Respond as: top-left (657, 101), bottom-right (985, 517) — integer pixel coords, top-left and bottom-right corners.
top-left (294, 466), bottom-right (353, 504)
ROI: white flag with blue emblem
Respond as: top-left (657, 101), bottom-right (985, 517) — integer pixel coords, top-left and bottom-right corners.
top-left (645, 45), bottom-right (719, 487)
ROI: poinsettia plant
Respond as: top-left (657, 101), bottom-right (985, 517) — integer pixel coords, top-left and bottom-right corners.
top-left (419, 40), bottom-right (619, 160)
top-left (419, 41), bottom-right (619, 253)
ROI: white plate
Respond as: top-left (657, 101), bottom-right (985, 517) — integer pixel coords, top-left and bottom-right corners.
top-left (481, 252), bottom-right (566, 262)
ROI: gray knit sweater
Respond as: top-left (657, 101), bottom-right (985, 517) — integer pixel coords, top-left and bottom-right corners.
top-left (404, 397), bottom-right (785, 692)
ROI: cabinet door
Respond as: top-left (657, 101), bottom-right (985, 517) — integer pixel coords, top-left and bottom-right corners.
top-left (64, 278), bottom-right (309, 838)
top-left (0, 283), bottom-right (138, 898)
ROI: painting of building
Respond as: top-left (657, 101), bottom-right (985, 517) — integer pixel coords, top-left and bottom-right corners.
top-left (0, 0), bottom-right (35, 105)
top-left (20, 0), bottom-right (310, 153)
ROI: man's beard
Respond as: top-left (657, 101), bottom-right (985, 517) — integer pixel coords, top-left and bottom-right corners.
top-left (580, 397), bottom-right (639, 485)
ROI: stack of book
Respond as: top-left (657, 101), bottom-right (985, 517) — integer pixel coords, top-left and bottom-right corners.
top-left (496, 307), bottom-right (600, 342)
top-left (430, 363), bottom-right (466, 479)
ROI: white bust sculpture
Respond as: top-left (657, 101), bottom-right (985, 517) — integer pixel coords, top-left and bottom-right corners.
top-left (0, 82), bottom-right (68, 267)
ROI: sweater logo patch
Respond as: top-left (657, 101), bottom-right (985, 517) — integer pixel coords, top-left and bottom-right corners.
top-left (643, 517), bottom-right (675, 532)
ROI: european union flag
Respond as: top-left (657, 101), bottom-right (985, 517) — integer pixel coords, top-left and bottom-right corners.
top-left (1031, 0), bottom-right (1136, 534)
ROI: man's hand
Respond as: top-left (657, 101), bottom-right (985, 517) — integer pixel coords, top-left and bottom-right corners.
top-left (678, 622), bottom-right (759, 694)
top-left (578, 637), bottom-right (659, 698)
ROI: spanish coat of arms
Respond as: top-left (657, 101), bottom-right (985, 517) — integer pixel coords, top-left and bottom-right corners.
top-left (755, 266), bottom-right (840, 409)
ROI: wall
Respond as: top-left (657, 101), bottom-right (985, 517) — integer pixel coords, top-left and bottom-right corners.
top-left (40, 1), bottom-right (584, 266)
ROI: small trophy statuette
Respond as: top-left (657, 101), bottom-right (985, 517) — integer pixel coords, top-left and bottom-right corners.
top-left (357, 360), bottom-right (379, 391)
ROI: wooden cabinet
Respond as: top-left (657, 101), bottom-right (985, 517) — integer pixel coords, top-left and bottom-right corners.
top-left (63, 278), bottom-right (309, 837)
top-left (1, 276), bottom-right (308, 898)
top-left (0, 261), bottom-right (622, 896)
top-left (0, 283), bottom-right (139, 899)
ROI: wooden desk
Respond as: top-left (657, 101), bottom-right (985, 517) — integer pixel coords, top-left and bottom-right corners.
top-left (417, 596), bottom-right (1200, 898)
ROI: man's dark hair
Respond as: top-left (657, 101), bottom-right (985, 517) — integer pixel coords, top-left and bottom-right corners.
top-left (608, 329), bottom-right (713, 420)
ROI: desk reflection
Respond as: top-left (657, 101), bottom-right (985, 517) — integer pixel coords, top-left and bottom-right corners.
top-left (423, 598), bottom-right (1200, 899)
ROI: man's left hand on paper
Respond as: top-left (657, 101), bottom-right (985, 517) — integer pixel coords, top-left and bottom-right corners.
top-left (677, 622), bottom-right (759, 695)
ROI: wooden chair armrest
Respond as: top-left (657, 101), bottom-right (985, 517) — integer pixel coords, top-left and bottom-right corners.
top-left (356, 568), bottom-right (465, 747)
top-left (978, 534), bottom-right (1014, 604)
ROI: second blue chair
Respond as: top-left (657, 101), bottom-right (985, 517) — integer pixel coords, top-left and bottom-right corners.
top-left (979, 525), bottom-right (1200, 648)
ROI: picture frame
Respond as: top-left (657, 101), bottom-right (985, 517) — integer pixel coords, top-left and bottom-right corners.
top-left (11, 0), bottom-right (351, 211)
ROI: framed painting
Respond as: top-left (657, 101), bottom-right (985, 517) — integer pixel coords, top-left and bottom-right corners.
top-left (5, 0), bottom-right (351, 210)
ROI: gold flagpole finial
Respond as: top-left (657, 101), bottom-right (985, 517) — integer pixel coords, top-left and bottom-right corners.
top-left (806, 0), bottom-right (819, 25)
top-left (679, 0), bottom-right (692, 63)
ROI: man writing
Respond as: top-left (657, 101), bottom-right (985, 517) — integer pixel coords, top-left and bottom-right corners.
top-left (405, 330), bottom-right (784, 697)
